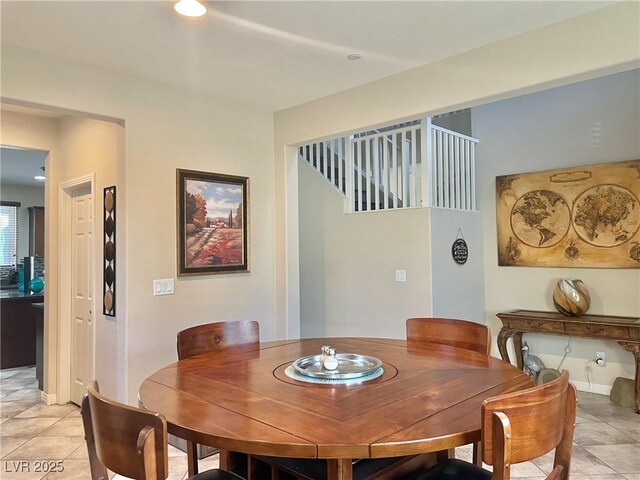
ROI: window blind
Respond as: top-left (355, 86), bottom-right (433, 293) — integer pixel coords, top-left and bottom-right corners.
top-left (0, 202), bottom-right (20, 266)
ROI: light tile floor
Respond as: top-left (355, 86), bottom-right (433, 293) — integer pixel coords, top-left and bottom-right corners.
top-left (1, 366), bottom-right (638, 479)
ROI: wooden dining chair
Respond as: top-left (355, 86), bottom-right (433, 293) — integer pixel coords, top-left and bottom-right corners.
top-left (406, 317), bottom-right (491, 355)
top-left (407, 317), bottom-right (491, 464)
top-left (177, 320), bottom-right (260, 360)
top-left (408, 370), bottom-right (577, 480)
top-left (80, 381), bottom-right (244, 480)
top-left (176, 320), bottom-right (260, 476)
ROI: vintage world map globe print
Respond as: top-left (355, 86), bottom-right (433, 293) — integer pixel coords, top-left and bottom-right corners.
top-left (511, 189), bottom-right (571, 248)
top-left (496, 160), bottom-right (640, 268)
top-left (573, 185), bottom-right (640, 247)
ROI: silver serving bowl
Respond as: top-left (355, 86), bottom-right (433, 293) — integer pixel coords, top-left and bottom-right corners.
top-left (292, 353), bottom-right (382, 379)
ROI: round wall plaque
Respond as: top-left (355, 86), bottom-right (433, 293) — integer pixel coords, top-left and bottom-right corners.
top-left (452, 238), bottom-right (468, 264)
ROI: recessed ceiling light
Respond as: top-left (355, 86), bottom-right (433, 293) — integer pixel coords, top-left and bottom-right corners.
top-left (347, 54), bottom-right (362, 61)
top-left (174, 0), bottom-right (207, 18)
top-left (34, 176), bottom-right (46, 181)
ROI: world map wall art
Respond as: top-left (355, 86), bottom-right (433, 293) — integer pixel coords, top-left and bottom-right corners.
top-left (496, 159), bottom-right (640, 268)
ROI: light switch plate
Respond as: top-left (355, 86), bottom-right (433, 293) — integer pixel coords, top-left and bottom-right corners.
top-left (395, 269), bottom-right (407, 282)
top-left (153, 278), bottom-right (175, 296)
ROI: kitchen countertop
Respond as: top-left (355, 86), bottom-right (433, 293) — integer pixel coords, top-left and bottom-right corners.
top-left (0, 289), bottom-right (44, 301)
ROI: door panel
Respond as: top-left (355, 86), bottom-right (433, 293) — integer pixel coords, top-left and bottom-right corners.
top-left (70, 187), bottom-right (93, 405)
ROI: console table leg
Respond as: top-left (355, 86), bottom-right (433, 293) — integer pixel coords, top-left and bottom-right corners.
top-left (497, 329), bottom-right (515, 364)
top-left (513, 332), bottom-right (524, 371)
top-left (619, 342), bottom-right (640, 414)
top-left (498, 329), bottom-right (525, 371)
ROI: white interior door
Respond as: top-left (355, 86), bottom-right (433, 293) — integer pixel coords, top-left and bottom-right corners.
top-left (70, 186), bottom-right (93, 405)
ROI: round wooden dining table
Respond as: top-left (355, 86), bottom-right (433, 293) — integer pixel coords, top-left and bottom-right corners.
top-left (139, 337), bottom-right (532, 480)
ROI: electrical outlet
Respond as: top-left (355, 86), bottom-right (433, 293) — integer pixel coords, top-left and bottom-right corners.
top-left (395, 269), bottom-right (407, 282)
top-left (595, 351), bottom-right (606, 367)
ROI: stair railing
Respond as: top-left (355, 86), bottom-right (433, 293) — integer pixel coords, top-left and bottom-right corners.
top-left (351, 122), bottom-right (420, 212)
top-left (298, 138), bottom-right (348, 195)
top-left (426, 118), bottom-right (479, 211)
top-left (298, 118), bottom-right (478, 213)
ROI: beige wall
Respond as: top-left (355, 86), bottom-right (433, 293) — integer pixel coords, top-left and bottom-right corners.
top-left (2, 44), bottom-right (276, 402)
top-left (298, 162), bottom-right (487, 338)
top-left (298, 161), bottom-right (432, 338)
top-left (57, 115), bottom-right (124, 397)
top-left (429, 208), bottom-right (485, 323)
top-left (473, 70), bottom-right (640, 393)
top-left (275, 3), bottom-right (640, 388)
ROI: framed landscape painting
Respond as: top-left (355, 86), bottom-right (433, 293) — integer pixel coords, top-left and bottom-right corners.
top-left (177, 169), bottom-right (249, 275)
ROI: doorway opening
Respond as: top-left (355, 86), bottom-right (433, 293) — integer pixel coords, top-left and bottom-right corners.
top-left (1, 101), bottom-right (125, 406)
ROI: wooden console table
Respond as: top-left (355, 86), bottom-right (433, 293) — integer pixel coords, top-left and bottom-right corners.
top-left (496, 309), bottom-right (640, 413)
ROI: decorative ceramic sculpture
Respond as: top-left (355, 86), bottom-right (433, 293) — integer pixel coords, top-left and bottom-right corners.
top-left (553, 278), bottom-right (590, 316)
top-left (521, 342), bottom-right (544, 382)
top-left (28, 276), bottom-right (44, 293)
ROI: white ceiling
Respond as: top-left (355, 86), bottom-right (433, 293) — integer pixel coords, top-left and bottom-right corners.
top-left (0, 147), bottom-right (48, 188)
top-left (0, 1), bottom-right (613, 112)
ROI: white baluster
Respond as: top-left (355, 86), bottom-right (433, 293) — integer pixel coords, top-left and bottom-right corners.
top-left (410, 128), bottom-right (417, 208)
top-left (373, 137), bottom-right (380, 211)
top-left (383, 135), bottom-right (390, 209)
top-left (345, 137), bottom-right (354, 213)
top-left (470, 142), bottom-right (476, 211)
top-left (338, 138), bottom-right (344, 194)
top-left (356, 140), bottom-right (363, 212)
top-left (455, 135), bottom-right (461, 210)
top-left (324, 142), bottom-right (333, 183)
top-left (401, 130), bottom-right (408, 208)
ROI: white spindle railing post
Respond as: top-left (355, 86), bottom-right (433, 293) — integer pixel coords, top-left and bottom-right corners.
top-left (383, 135), bottom-right (390, 209)
top-left (437, 129), bottom-right (443, 208)
top-left (422, 118), bottom-right (431, 208)
top-left (449, 134), bottom-right (455, 208)
top-left (400, 130), bottom-right (408, 208)
top-left (444, 134), bottom-right (450, 208)
top-left (356, 140), bottom-right (363, 212)
top-left (411, 128), bottom-right (420, 207)
top-left (455, 135), bottom-right (461, 209)
top-left (338, 138), bottom-right (344, 194)
top-left (325, 141), bottom-right (331, 184)
top-left (460, 139), bottom-right (467, 210)
top-left (344, 137), bottom-right (354, 213)
top-left (391, 133), bottom-right (398, 208)
top-left (470, 141), bottom-right (476, 211)
top-left (365, 139), bottom-right (372, 211)
top-left (373, 137), bottom-right (380, 210)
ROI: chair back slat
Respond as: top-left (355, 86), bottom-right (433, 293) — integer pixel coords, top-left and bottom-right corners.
top-left (81, 382), bottom-right (168, 480)
top-left (138, 426), bottom-right (160, 479)
top-left (177, 320), bottom-right (260, 360)
top-left (406, 317), bottom-right (491, 355)
top-left (81, 392), bottom-right (109, 480)
top-left (482, 370), bottom-right (577, 467)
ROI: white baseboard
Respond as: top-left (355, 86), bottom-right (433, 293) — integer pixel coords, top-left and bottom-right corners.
top-left (571, 380), bottom-right (611, 396)
top-left (41, 391), bottom-right (57, 405)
